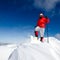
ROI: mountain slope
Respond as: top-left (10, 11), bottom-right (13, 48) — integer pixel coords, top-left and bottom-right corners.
top-left (9, 36), bottom-right (60, 60)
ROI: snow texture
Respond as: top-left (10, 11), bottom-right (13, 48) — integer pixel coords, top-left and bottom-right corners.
top-left (0, 36), bottom-right (60, 60)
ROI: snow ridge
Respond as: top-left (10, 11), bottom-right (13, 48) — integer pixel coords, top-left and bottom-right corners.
top-left (0, 36), bottom-right (60, 60)
top-left (9, 36), bottom-right (60, 60)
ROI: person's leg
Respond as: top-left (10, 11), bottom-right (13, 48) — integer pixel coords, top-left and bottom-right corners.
top-left (34, 26), bottom-right (40, 40)
top-left (35, 31), bottom-right (38, 37)
top-left (40, 28), bottom-right (45, 42)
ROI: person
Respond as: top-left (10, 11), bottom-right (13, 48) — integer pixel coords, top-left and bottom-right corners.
top-left (34, 13), bottom-right (50, 42)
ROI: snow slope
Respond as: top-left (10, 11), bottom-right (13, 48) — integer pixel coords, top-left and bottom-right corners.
top-left (9, 36), bottom-right (60, 60)
top-left (0, 36), bottom-right (60, 60)
top-left (0, 44), bottom-right (17, 60)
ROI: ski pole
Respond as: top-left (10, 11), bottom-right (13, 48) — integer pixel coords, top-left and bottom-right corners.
top-left (46, 24), bottom-right (49, 43)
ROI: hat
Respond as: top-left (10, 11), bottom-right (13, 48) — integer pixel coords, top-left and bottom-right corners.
top-left (40, 13), bottom-right (44, 16)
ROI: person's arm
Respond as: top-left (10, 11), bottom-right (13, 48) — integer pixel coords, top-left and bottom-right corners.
top-left (37, 19), bottom-right (40, 26)
top-left (47, 18), bottom-right (50, 23)
top-left (45, 16), bottom-right (50, 24)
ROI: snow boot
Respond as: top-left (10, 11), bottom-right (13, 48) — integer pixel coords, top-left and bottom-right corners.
top-left (35, 31), bottom-right (38, 40)
top-left (35, 31), bottom-right (38, 37)
top-left (40, 37), bottom-right (44, 42)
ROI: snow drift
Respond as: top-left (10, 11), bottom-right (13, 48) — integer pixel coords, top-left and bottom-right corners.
top-left (0, 44), bottom-right (17, 60)
top-left (0, 36), bottom-right (60, 60)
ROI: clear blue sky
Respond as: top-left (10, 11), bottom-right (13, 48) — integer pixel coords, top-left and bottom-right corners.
top-left (0, 0), bottom-right (60, 43)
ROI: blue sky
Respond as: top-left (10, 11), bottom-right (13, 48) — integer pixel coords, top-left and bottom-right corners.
top-left (0, 0), bottom-right (60, 43)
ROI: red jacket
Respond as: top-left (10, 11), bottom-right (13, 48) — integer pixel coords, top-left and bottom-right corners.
top-left (37, 17), bottom-right (49, 28)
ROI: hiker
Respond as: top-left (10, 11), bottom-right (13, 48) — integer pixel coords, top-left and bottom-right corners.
top-left (35, 13), bottom-right (50, 42)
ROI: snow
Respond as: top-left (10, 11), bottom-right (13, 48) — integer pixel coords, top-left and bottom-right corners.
top-left (0, 44), bottom-right (17, 60)
top-left (0, 36), bottom-right (60, 60)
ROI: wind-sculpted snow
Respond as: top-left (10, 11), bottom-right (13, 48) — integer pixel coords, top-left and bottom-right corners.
top-left (0, 37), bottom-right (60, 60)
top-left (0, 44), bottom-right (17, 60)
top-left (8, 49), bottom-right (18, 60)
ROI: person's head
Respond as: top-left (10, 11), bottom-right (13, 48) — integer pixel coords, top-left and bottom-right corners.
top-left (40, 13), bottom-right (44, 17)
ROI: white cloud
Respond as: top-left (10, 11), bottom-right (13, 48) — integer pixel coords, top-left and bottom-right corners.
top-left (55, 34), bottom-right (60, 40)
top-left (33, 0), bottom-right (60, 11)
